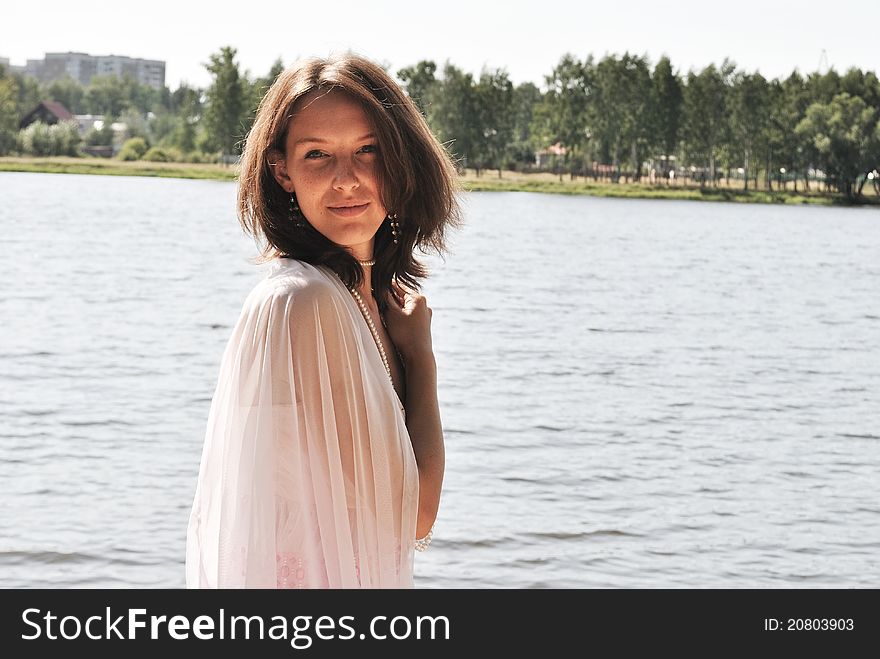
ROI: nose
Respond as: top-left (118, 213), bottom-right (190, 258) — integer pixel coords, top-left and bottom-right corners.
top-left (332, 156), bottom-right (360, 191)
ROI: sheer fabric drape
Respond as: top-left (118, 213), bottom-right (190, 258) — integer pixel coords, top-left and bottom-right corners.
top-left (186, 258), bottom-right (418, 588)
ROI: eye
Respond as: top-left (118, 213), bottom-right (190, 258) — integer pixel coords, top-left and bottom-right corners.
top-left (304, 150), bottom-right (326, 159)
top-left (358, 144), bottom-right (378, 154)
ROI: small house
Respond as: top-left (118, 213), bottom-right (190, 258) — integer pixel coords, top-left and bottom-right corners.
top-left (19, 101), bottom-right (74, 129)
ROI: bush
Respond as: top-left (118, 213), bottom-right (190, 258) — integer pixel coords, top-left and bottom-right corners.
top-left (84, 119), bottom-right (114, 146)
top-left (143, 146), bottom-right (171, 162)
top-left (118, 137), bottom-right (148, 161)
top-left (20, 122), bottom-right (53, 156)
top-left (187, 150), bottom-right (220, 164)
top-left (56, 120), bottom-right (81, 156)
top-left (18, 120), bottom-right (81, 156)
top-left (165, 147), bottom-right (183, 162)
top-left (143, 146), bottom-right (184, 162)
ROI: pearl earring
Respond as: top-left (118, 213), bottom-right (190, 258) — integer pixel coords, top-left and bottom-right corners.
top-left (388, 212), bottom-right (400, 244)
top-left (290, 192), bottom-right (305, 228)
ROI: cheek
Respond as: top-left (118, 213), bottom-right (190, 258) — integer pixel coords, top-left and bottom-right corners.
top-left (362, 160), bottom-right (382, 187)
top-left (291, 168), bottom-right (324, 202)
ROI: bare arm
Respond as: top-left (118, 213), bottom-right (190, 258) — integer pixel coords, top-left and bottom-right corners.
top-left (383, 281), bottom-right (445, 540)
top-left (402, 351), bottom-right (444, 539)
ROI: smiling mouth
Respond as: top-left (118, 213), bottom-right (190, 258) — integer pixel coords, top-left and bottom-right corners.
top-left (328, 203), bottom-right (370, 216)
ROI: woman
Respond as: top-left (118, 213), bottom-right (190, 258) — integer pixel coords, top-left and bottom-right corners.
top-left (185, 54), bottom-right (461, 588)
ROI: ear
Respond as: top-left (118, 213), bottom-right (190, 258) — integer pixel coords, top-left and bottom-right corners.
top-left (267, 148), bottom-right (294, 193)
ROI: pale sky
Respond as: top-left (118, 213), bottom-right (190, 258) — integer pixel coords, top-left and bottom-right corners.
top-left (2, 0), bottom-right (878, 89)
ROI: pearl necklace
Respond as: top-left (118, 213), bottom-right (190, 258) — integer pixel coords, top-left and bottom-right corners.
top-left (346, 276), bottom-right (428, 550)
top-left (348, 286), bottom-right (393, 385)
top-left (358, 259), bottom-right (375, 267)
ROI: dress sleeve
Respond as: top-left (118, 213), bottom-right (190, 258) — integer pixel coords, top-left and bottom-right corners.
top-left (186, 270), bottom-right (419, 588)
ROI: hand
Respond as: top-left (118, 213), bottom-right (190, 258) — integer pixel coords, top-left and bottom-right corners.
top-left (383, 280), bottom-right (434, 363)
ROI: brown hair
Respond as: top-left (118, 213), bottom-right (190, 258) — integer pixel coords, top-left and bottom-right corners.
top-left (237, 53), bottom-right (462, 310)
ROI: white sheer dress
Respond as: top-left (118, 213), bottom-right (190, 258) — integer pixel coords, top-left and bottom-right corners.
top-left (186, 258), bottom-right (419, 588)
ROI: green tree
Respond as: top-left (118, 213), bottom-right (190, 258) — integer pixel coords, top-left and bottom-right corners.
top-left (682, 63), bottom-right (730, 185)
top-left (763, 80), bottom-right (788, 189)
top-left (397, 60), bottom-right (438, 117)
top-left (729, 71), bottom-right (771, 190)
top-left (796, 92), bottom-right (879, 196)
top-left (507, 82), bottom-right (542, 169)
top-left (533, 54), bottom-right (591, 179)
top-left (839, 68), bottom-right (880, 108)
top-left (775, 72), bottom-right (813, 191)
top-left (119, 107), bottom-right (151, 143)
top-left (651, 56), bottom-right (682, 175)
top-left (47, 76), bottom-right (85, 113)
top-left (245, 57), bottom-right (284, 137)
top-left (118, 75), bottom-right (160, 115)
top-left (203, 46), bottom-right (247, 156)
top-left (0, 68), bottom-right (20, 155)
top-left (166, 84), bottom-right (203, 154)
top-left (255, 58), bottom-right (284, 98)
top-left (13, 72), bottom-right (42, 121)
top-left (428, 62), bottom-right (479, 171)
top-left (147, 110), bottom-right (177, 147)
top-left (474, 68), bottom-right (514, 177)
top-left (591, 53), bottom-right (653, 181)
top-left (805, 69), bottom-right (841, 106)
top-left (869, 122), bottom-right (880, 195)
top-left (85, 75), bottom-right (126, 116)
top-left (169, 83), bottom-right (204, 115)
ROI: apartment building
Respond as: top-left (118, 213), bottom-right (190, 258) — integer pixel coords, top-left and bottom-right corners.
top-left (5, 52), bottom-right (165, 89)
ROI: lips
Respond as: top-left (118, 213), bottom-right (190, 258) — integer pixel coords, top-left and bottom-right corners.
top-left (329, 201), bottom-right (370, 208)
top-left (327, 202), bottom-right (370, 217)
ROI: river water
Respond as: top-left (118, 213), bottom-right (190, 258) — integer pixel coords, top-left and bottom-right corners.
top-left (1, 172), bottom-right (878, 587)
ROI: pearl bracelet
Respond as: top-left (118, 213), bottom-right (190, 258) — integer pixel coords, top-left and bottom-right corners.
top-left (414, 525), bottom-right (434, 552)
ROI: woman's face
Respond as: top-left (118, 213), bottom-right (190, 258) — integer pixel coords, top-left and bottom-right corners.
top-left (270, 89), bottom-right (387, 256)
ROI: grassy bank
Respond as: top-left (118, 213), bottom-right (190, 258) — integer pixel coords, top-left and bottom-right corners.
top-left (460, 170), bottom-right (880, 206)
top-left (0, 156), bottom-right (238, 181)
top-left (2, 157), bottom-right (878, 206)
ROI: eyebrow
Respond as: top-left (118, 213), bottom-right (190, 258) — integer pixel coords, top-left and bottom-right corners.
top-left (293, 133), bottom-right (376, 147)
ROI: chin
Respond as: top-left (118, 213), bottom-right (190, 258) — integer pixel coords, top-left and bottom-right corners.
top-left (330, 224), bottom-right (383, 243)
top-left (325, 230), bottom-right (380, 248)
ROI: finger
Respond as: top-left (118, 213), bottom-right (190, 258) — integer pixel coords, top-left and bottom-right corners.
top-left (391, 280), bottom-right (407, 298)
top-left (391, 281), bottom-right (412, 307)
top-left (386, 287), bottom-right (404, 309)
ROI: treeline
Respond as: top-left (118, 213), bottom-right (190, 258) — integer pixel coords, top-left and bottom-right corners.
top-left (403, 54), bottom-right (880, 197)
top-left (1, 48), bottom-right (878, 197)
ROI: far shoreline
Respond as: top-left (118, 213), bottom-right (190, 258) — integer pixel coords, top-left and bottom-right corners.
top-left (2, 157), bottom-right (878, 207)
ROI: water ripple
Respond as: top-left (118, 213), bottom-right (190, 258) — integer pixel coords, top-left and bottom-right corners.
top-left (2, 177), bottom-right (880, 587)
